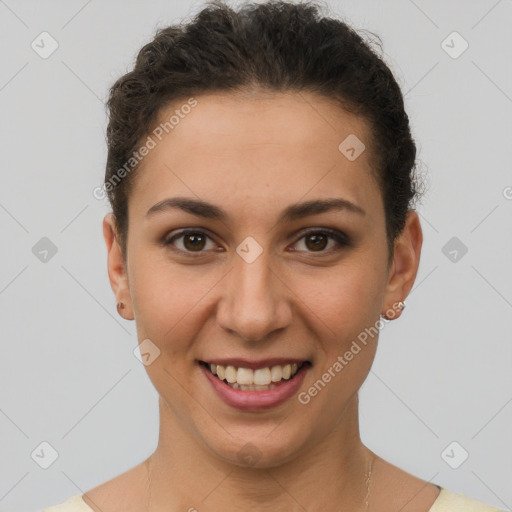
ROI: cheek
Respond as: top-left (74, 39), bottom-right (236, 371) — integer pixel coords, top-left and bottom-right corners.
top-left (299, 258), bottom-right (385, 339)
top-left (128, 251), bottom-right (217, 348)
top-left (296, 263), bottom-right (383, 412)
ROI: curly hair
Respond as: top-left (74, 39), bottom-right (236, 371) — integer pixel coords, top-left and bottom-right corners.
top-left (104, 0), bottom-right (423, 261)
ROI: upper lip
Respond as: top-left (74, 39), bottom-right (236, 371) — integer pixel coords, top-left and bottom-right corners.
top-left (199, 358), bottom-right (311, 370)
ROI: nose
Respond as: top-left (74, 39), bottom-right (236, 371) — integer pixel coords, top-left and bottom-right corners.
top-left (216, 249), bottom-right (293, 343)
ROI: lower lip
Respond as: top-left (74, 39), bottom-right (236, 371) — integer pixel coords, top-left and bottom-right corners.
top-left (199, 363), bottom-right (310, 411)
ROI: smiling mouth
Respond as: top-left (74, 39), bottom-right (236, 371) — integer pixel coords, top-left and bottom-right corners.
top-left (199, 360), bottom-right (311, 391)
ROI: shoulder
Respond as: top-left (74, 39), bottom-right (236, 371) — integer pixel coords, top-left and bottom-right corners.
top-left (429, 487), bottom-right (505, 512)
top-left (41, 494), bottom-right (93, 512)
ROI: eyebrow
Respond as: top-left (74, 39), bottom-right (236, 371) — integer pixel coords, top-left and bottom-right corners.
top-left (145, 196), bottom-right (366, 222)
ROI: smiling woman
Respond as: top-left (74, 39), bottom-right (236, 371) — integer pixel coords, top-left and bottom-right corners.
top-left (40, 1), bottom-right (503, 511)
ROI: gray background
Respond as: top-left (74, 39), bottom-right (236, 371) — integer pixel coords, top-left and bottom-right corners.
top-left (1, 0), bottom-right (511, 510)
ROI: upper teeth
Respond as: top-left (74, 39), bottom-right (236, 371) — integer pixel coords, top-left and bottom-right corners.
top-left (208, 363), bottom-right (302, 386)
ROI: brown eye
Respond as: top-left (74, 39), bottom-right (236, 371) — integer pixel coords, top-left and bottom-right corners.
top-left (304, 232), bottom-right (328, 251)
top-left (183, 233), bottom-right (207, 251)
top-left (164, 230), bottom-right (216, 254)
top-left (292, 229), bottom-right (349, 254)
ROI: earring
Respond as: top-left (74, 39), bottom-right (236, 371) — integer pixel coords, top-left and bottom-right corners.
top-left (381, 300), bottom-right (406, 320)
top-left (116, 301), bottom-right (125, 313)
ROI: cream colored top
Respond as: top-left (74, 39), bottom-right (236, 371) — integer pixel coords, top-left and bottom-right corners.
top-left (40, 487), bottom-right (505, 511)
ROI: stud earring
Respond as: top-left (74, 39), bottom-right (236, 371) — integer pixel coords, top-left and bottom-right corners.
top-left (381, 300), bottom-right (406, 320)
top-left (116, 301), bottom-right (125, 313)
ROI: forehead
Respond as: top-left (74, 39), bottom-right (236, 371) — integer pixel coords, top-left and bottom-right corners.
top-left (151, 90), bottom-right (373, 163)
top-left (129, 90), bottom-right (382, 222)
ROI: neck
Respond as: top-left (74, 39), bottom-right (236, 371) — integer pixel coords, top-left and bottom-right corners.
top-left (146, 394), bottom-right (375, 512)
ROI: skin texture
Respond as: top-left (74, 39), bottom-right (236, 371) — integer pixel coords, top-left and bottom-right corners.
top-left (89, 91), bottom-right (439, 512)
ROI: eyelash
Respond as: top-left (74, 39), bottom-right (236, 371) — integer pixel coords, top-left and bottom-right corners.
top-left (163, 228), bottom-right (350, 256)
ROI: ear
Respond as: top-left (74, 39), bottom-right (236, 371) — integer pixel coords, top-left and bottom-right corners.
top-left (103, 213), bottom-right (134, 320)
top-left (381, 210), bottom-right (423, 320)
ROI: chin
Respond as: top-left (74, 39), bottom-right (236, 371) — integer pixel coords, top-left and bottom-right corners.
top-left (201, 422), bottom-right (316, 469)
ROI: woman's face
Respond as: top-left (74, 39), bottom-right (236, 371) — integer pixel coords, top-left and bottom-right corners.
top-left (104, 91), bottom-right (421, 467)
